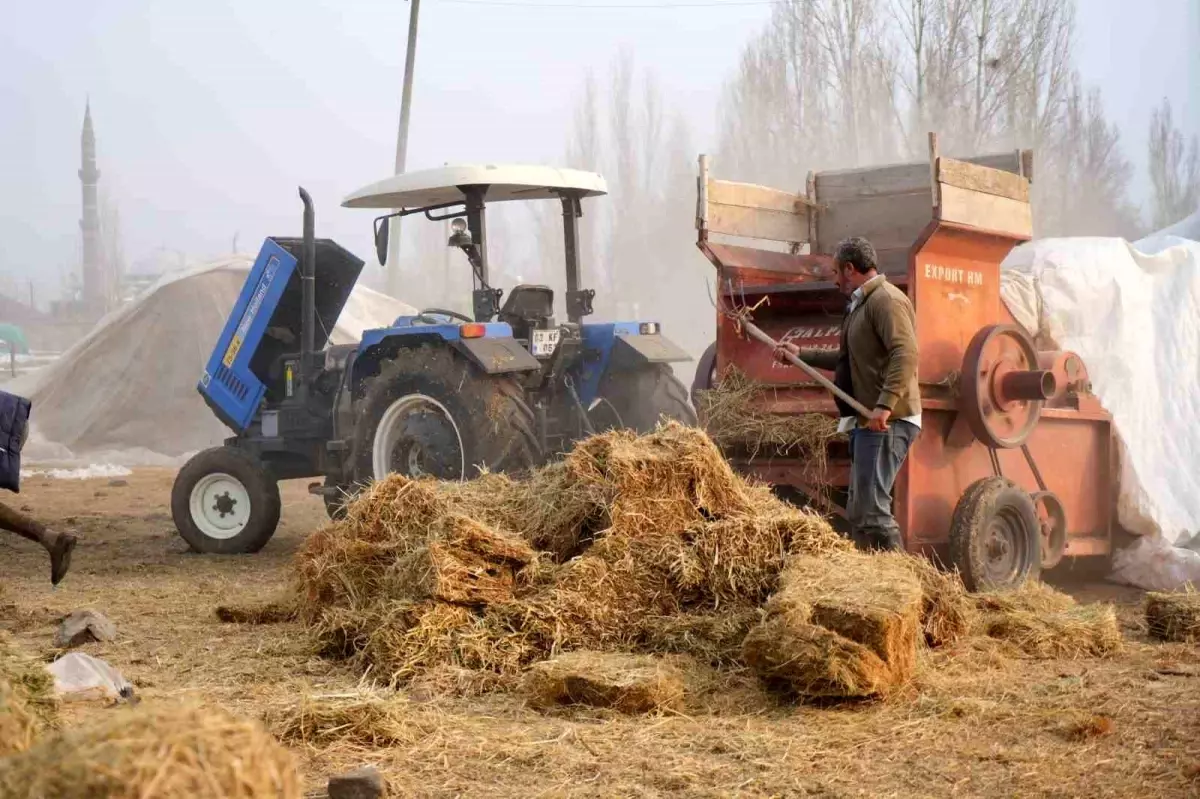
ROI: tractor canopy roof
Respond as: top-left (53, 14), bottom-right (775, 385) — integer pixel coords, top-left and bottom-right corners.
top-left (341, 164), bottom-right (608, 210)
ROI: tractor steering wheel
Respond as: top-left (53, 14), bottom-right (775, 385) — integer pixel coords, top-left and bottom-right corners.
top-left (416, 308), bottom-right (475, 325)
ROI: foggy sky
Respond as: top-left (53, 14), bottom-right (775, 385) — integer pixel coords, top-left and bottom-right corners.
top-left (1, 0), bottom-right (1195, 307)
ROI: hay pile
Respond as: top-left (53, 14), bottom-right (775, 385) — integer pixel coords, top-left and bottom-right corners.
top-left (296, 422), bottom-right (848, 693)
top-left (973, 582), bottom-right (1122, 658)
top-left (0, 701), bottom-right (301, 798)
top-left (1145, 591), bottom-right (1200, 643)
top-left (290, 422), bottom-right (1124, 706)
top-left (695, 369), bottom-right (842, 461)
top-left (0, 634), bottom-right (56, 757)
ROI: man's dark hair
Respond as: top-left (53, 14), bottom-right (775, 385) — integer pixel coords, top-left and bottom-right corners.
top-left (834, 236), bottom-right (878, 275)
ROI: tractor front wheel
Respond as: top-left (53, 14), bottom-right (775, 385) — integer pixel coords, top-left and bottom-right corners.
top-left (948, 476), bottom-right (1041, 591)
top-left (352, 344), bottom-right (541, 483)
top-left (595, 363), bottom-right (697, 434)
top-left (171, 446), bottom-right (282, 554)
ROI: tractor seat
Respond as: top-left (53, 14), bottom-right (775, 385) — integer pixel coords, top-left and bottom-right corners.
top-left (499, 285), bottom-right (556, 340)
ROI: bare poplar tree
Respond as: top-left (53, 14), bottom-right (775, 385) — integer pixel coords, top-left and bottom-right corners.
top-left (1148, 98), bottom-right (1200, 230)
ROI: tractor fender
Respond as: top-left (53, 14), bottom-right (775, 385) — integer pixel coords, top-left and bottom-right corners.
top-left (450, 337), bottom-right (542, 375)
top-left (609, 332), bottom-right (692, 371)
top-left (351, 325), bottom-right (541, 390)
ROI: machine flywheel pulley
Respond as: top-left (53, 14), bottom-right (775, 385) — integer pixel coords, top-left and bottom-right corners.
top-left (1031, 490), bottom-right (1067, 570)
top-left (959, 323), bottom-right (1057, 449)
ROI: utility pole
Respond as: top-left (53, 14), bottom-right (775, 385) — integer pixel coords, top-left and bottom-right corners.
top-left (387, 0), bottom-right (421, 298)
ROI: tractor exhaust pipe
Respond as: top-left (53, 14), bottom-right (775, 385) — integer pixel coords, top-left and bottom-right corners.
top-left (298, 187), bottom-right (316, 394)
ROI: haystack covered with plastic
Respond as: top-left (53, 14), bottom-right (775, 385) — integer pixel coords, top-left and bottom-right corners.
top-left (1000, 210), bottom-right (1200, 590)
top-left (12, 257), bottom-right (415, 460)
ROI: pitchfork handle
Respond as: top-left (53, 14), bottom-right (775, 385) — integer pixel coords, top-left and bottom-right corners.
top-left (738, 318), bottom-right (874, 419)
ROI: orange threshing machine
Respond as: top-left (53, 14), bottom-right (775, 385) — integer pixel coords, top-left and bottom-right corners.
top-left (693, 139), bottom-right (1114, 590)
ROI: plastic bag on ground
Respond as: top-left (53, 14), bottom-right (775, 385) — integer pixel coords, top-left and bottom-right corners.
top-left (48, 652), bottom-right (133, 702)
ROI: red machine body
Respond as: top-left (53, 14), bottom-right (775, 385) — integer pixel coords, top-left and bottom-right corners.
top-left (695, 145), bottom-right (1113, 584)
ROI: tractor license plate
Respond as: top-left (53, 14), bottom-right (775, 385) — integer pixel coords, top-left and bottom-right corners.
top-left (531, 329), bottom-right (560, 357)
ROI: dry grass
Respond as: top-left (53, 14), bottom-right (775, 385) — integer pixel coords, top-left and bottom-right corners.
top-left (0, 700), bottom-right (302, 798)
top-left (269, 691), bottom-right (411, 748)
top-left (695, 368), bottom-right (842, 461)
top-left (974, 583), bottom-right (1123, 658)
top-left (0, 633), bottom-right (57, 756)
top-left (3, 469), bottom-right (1199, 797)
top-left (742, 551), bottom-right (925, 699)
top-left (293, 422), bottom-right (848, 689)
top-left (522, 651), bottom-right (688, 714)
top-left (1145, 590), bottom-right (1200, 643)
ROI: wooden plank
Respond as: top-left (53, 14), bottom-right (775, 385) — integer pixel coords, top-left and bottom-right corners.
top-left (937, 157), bottom-right (1030, 202)
top-left (708, 178), bottom-right (810, 215)
top-left (705, 178), bottom-right (809, 243)
top-left (938, 183), bottom-right (1033, 239)
top-left (815, 152), bottom-right (1022, 202)
top-left (815, 190), bottom-right (933, 254)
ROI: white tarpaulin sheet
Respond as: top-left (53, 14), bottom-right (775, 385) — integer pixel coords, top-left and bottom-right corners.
top-left (1000, 210), bottom-right (1200, 591)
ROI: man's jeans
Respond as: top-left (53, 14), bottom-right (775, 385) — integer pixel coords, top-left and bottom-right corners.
top-left (847, 420), bottom-right (919, 551)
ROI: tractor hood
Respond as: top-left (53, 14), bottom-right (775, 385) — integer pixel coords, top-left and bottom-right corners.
top-left (341, 164), bottom-right (608, 209)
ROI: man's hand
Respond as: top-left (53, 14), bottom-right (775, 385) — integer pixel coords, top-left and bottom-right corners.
top-left (774, 342), bottom-right (800, 364)
top-left (866, 407), bottom-right (891, 432)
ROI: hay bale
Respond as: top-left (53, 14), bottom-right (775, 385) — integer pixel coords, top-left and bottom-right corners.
top-left (270, 693), bottom-right (410, 747)
top-left (974, 584), bottom-right (1122, 658)
top-left (1145, 591), bottom-right (1200, 643)
top-left (522, 651), bottom-right (687, 714)
top-left (773, 551), bottom-right (923, 681)
top-left (0, 701), bottom-right (301, 798)
top-left (892, 554), bottom-right (975, 647)
top-left (0, 634), bottom-right (56, 756)
top-left (742, 612), bottom-right (891, 699)
top-left (741, 551), bottom-right (924, 699)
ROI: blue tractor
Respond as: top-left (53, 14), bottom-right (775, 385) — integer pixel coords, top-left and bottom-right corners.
top-left (171, 165), bottom-right (695, 553)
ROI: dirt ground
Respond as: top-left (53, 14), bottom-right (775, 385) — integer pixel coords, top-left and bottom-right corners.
top-left (2, 469), bottom-right (1199, 798)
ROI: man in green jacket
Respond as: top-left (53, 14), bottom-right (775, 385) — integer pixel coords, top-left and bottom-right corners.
top-left (776, 236), bottom-right (920, 551)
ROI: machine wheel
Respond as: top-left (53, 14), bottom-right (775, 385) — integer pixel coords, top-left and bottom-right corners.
top-left (352, 344), bottom-right (541, 483)
top-left (171, 446), bottom-right (282, 554)
top-left (595, 363), bottom-right (697, 434)
top-left (948, 476), bottom-right (1041, 591)
top-left (691, 341), bottom-right (717, 411)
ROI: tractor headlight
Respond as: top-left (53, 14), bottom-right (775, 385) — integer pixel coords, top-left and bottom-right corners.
top-left (451, 217), bottom-right (467, 234)
top-left (639, 322), bottom-right (659, 335)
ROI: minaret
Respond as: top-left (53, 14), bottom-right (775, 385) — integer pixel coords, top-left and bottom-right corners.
top-left (79, 100), bottom-right (103, 311)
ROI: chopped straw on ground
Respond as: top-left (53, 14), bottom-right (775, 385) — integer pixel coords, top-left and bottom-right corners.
top-left (268, 692), bottom-right (411, 748)
top-left (973, 582), bottom-right (1122, 658)
top-left (0, 701), bottom-right (302, 799)
top-left (0, 634), bottom-right (57, 757)
top-left (1144, 590), bottom-right (1200, 643)
top-left (522, 651), bottom-right (688, 714)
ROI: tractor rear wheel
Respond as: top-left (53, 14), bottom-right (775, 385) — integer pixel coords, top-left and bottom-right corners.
top-left (171, 446), bottom-right (282, 554)
top-left (948, 476), bottom-right (1041, 591)
top-left (352, 344), bottom-right (541, 483)
top-left (594, 363), bottom-right (697, 434)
